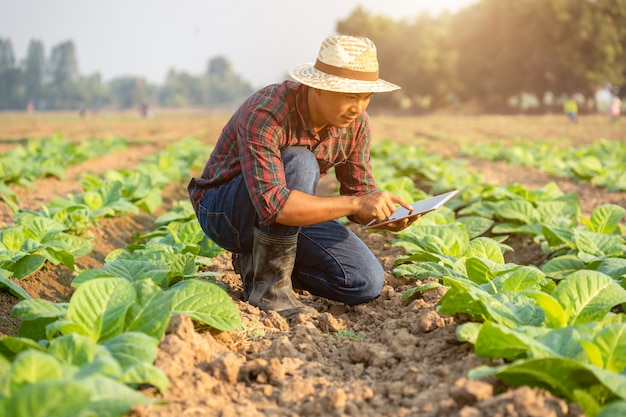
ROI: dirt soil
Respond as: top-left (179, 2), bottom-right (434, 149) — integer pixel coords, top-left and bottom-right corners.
top-left (1, 112), bottom-right (625, 417)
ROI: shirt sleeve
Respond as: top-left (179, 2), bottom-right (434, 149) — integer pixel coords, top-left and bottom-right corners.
top-left (237, 108), bottom-right (291, 226)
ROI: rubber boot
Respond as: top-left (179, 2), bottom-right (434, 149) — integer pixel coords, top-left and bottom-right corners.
top-left (231, 252), bottom-right (253, 301)
top-left (248, 228), bottom-right (316, 317)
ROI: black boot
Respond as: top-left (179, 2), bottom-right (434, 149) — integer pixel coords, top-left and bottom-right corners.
top-left (231, 252), bottom-right (253, 301)
top-left (248, 228), bottom-right (316, 317)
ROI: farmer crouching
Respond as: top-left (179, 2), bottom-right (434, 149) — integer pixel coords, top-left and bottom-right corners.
top-left (188, 35), bottom-right (418, 317)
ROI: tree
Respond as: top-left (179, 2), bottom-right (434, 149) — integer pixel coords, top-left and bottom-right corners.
top-left (0, 38), bottom-right (15, 70)
top-left (24, 40), bottom-right (45, 106)
top-left (337, 8), bottom-right (459, 110)
top-left (0, 38), bottom-right (24, 110)
top-left (205, 56), bottom-right (253, 106)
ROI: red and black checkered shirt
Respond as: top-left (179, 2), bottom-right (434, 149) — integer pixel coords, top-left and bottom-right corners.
top-left (188, 81), bottom-right (376, 226)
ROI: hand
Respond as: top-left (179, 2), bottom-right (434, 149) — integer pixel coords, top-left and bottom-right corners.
top-left (354, 191), bottom-right (413, 226)
top-left (378, 212), bottom-right (422, 232)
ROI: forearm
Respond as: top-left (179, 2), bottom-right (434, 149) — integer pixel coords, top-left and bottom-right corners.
top-left (275, 190), bottom-right (363, 226)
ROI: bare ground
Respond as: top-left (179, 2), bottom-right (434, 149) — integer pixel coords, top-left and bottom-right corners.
top-left (2, 112), bottom-right (625, 417)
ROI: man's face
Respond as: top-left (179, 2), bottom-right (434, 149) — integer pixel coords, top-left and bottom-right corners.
top-left (315, 90), bottom-right (374, 128)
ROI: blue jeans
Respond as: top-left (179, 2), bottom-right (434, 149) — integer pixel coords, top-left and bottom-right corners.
top-left (194, 147), bottom-right (384, 305)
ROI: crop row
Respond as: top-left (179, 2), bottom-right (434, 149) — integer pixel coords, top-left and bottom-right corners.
top-left (460, 138), bottom-right (626, 192)
top-left (0, 138), bottom-right (241, 417)
top-left (0, 134), bottom-right (128, 212)
top-left (370, 140), bottom-right (626, 417)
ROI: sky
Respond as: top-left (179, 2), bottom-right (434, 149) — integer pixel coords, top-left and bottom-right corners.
top-left (2, 0), bottom-right (478, 88)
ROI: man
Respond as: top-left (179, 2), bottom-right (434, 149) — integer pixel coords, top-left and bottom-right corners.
top-left (188, 35), bottom-right (419, 317)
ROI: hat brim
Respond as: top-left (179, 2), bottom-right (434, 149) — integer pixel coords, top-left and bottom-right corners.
top-left (289, 63), bottom-right (400, 94)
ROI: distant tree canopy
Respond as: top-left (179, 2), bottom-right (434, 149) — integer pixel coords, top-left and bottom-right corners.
top-left (1, 0), bottom-right (625, 112)
top-left (338, 0), bottom-right (626, 112)
top-left (0, 39), bottom-right (254, 111)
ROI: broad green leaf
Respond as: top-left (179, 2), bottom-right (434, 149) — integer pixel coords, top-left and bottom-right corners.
top-left (542, 225), bottom-right (576, 249)
top-left (49, 233), bottom-right (93, 258)
top-left (573, 229), bottom-right (625, 258)
top-left (586, 258), bottom-right (626, 280)
top-left (1, 227), bottom-right (25, 251)
top-left (46, 333), bottom-right (98, 366)
top-left (65, 278), bottom-right (136, 342)
top-left (468, 358), bottom-right (595, 403)
top-left (11, 299), bottom-right (68, 321)
top-left (10, 350), bottom-right (64, 388)
top-left (103, 332), bottom-right (159, 369)
top-left (402, 280), bottom-right (444, 303)
top-left (465, 237), bottom-right (504, 263)
top-left (79, 374), bottom-right (159, 417)
top-left (524, 290), bottom-right (566, 328)
top-left (465, 257), bottom-right (497, 286)
top-left (119, 362), bottom-right (169, 393)
top-left (3, 380), bottom-right (93, 417)
top-left (0, 336), bottom-right (45, 360)
top-left (497, 266), bottom-right (547, 292)
top-left (586, 324), bottom-right (626, 373)
top-left (0, 274), bottom-right (32, 300)
top-left (455, 216), bottom-right (494, 239)
top-left (598, 401), bottom-right (626, 417)
top-left (169, 279), bottom-right (242, 331)
top-left (71, 269), bottom-right (119, 287)
top-left (394, 261), bottom-right (466, 281)
top-left (474, 321), bottom-right (555, 360)
top-left (583, 204), bottom-right (625, 234)
top-left (103, 259), bottom-right (170, 284)
top-left (541, 255), bottom-right (586, 280)
top-left (125, 280), bottom-right (173, 339)
top-left (494, 200), bottom-right (538, 224)
top-left (456, 322), bottom-right (482, 344)
top-left (554, 270), bottom-right (626, 325)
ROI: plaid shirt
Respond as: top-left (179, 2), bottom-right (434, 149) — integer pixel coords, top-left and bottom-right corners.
top-left (188, 81), bottom-right (376, 225)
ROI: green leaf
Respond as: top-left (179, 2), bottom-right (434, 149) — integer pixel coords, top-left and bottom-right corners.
top-left (3, 380), bottom-right (93, 417)
top-left (46, 333), bottom-right (98, 367)
top-left (583, 204), bottom-right (626, 234)
top-left (12, 299), bottom-right (68, 321)
top-left (125, 280), bottom-right (173, 340)
top-left (493, 200), bottom-right (538, 224)
top-left (541, 255), bottom-right (586, 280)
top-left (169, 279), bottom-right (242, 331)
top-left (103, 332), bottom-right (159, 369)
top-left (0, 336), bottom-right (45, 360)
top-left (119, 362), bottom-right (169, 393)
top-left (465, 237), bottom-right (505, 263)
top-left (79, 374), bottom-right (159, 417)
top-left (554, 270), bottom-right (626, 325)
top-left (0, 273), bottom-right (32, 300)
top-left (104, 259), bottom-right (170, 285)
top-left (524, 290), bottom-right (566, 328)
top-left (1, 227), bottom-right (26, 250)
top-left (8, 254), bottom-right (46, 279)
top-left (587, 323), bottom-right (626, 373)
top-left (455, 216), bottom-right (494, 239)
top-left (574, 229), bottom-right (626, 258)
top-left (598, 401), bottom-right (626, 417)
top-left (65, 278), bottom-right (136, 342)
top-left (10, 349), bottom-right (64, 388)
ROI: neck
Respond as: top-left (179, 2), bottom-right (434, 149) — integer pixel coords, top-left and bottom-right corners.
top-left (307, 88), bottom-right (327, 132)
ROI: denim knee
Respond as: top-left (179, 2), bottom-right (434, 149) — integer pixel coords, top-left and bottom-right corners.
top-left (282, 147), bottom-right (320, 194)
top-left (347, 261), bottom-right (385, 305)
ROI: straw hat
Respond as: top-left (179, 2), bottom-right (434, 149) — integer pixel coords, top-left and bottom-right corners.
top-left (289, 35), bottom-right (400, 93)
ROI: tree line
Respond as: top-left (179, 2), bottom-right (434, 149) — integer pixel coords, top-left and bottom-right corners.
top-left (1, 0), bottom-right (625, 113)
top-left (0, 39), bottom-right (254, 112)
top-left (338, 0), bottom-right (626, 112)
